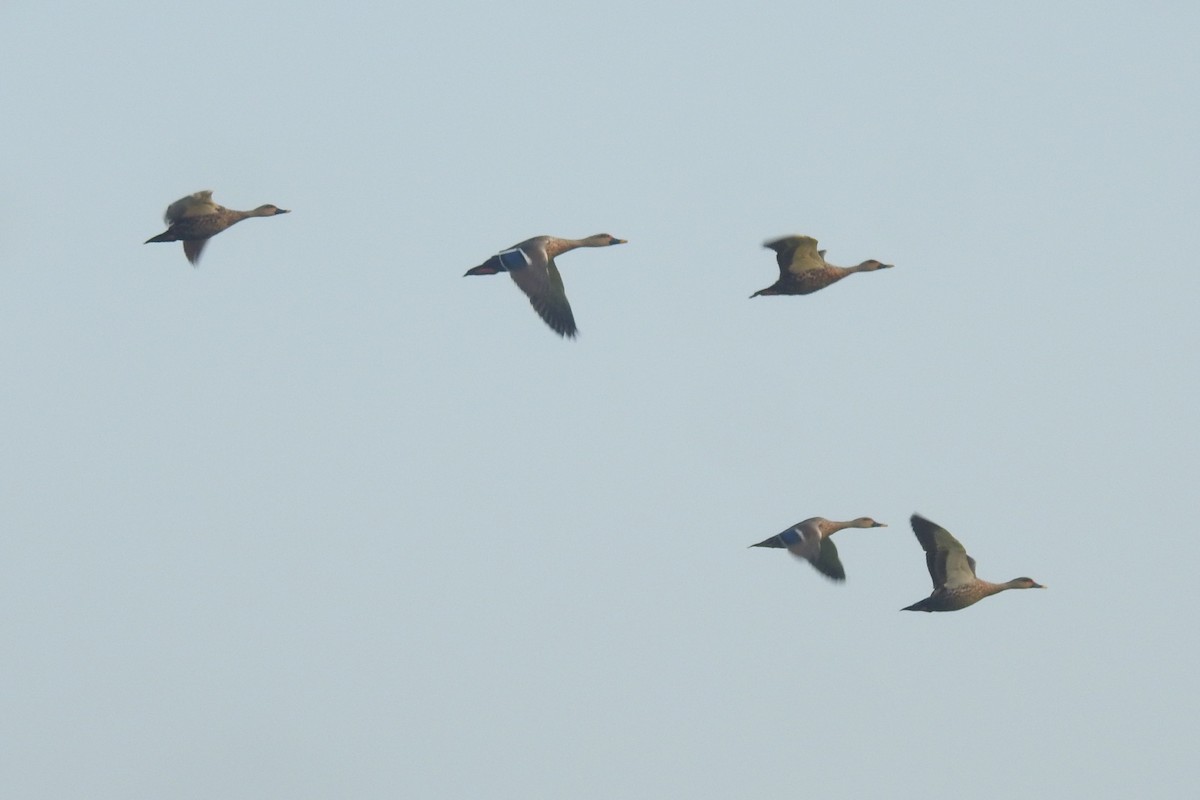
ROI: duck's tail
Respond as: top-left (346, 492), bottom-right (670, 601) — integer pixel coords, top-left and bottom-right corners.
top-left (144, 230), bottom-right (177, 244)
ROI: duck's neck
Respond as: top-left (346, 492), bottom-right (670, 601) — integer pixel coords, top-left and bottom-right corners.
top-left (979, 579), bottom-right (1025, 598)
top-left (569, 235), bottom-right (613, 247)
top-left (227, 206), bottom-right (279, 222)
top-left (221, 208), bottom-right (257, 224)
top-left (822, 519), bottom-right (865, 536)
top-left (545, 235), bottom-right (608, 259)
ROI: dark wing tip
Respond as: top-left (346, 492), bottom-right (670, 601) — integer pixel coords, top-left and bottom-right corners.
top-left (182, 239), bottom-right (206, 265)
top-left (817, 567), bottom-right (847, 582)
top-left (526, 296), bottom-right (578, 338)
top-left (910, 513), bottom-right (937, 535)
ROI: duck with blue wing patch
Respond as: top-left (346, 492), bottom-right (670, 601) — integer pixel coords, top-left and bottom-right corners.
top-left (750, 516), bottom-right (887, 582)
top-left (464, 234), bottom-right (627, 338)
top-left (497, 248), bottom-right (532, 270)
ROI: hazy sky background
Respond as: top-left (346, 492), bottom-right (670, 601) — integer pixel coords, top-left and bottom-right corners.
top-left (3, 1), bottom-right (1198, 797)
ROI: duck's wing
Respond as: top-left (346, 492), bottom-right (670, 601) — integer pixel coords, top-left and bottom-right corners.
top-left (749, 518), bottom-right (817, 555)
top-left (749, 518), bottom-right (842, 578)
top-left (788, 518), bottom-right (843, 580)
top-left (506, 242), bottom-right (578, 338)
top-left (910, 514), bottom-right (976, 589)
top-left (764, 235), bottom-right (825, 275)
top-left (182, 239), bottom-right (207, 265)
top-left (766, 518), bottom-right (821, 561)
top-left (811, 537), bottom-right (847, 581)
top-left (165, 191), bottom-right (219, 224)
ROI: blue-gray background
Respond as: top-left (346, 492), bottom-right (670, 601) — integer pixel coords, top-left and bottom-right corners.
top-left (3, 2), bottom-right (1197, 797)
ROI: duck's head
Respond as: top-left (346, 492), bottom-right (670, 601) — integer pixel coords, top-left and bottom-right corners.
top-left (592, 234), bottom-right (627, 246)
top-left (1010, 577), bottom-right (1045, 589)
top-left (858, 259), bottom-right (892, 271)
top-left (254, 204), bottom-right (290, 216)
top-left (852, 517), bottom-right (887, 528)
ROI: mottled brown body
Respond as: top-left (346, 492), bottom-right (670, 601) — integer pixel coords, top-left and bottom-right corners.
top-left (752, 234), bottom-right (892, 298)
top-left (145, 190), bottom-right (289, 265)
top-left (902, 514), bottom-right (1044, 612)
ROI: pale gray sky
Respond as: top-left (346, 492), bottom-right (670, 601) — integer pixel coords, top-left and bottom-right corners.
top-left (2, 1), bottom-right (1198, 797)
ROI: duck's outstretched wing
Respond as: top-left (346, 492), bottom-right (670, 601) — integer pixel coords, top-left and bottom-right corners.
top-left (507, 245), bottom-right (578, 338)
top-left (183, 239), bottom-right (208, 265)
top-left (811, 537), bottom-right (847, 581)
top-left (165, 190), bottom-right (219, 224)
top-left (910, 514), bottom-right (977, 589)
top-left (764, 235), bottom-right (825, 275)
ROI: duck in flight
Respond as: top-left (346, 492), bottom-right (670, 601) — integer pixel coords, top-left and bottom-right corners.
top-left (750, 516), bottom-right (887, 581)
top-left (902, 514), bottom-right (1045, 612)
top-left (145, 190), bottom-right (289, 265)
top-left (464, 234), bottom-right (627, 338)
top-left (751, 235), bottom-right (892, 297)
